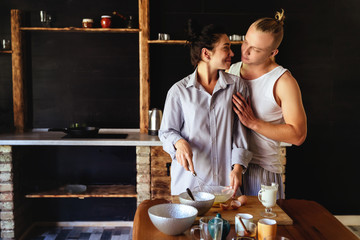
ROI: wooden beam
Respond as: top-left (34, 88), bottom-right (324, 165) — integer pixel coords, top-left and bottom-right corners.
top-left (11, 9), bottom-right (26, 133)
top-left (138, 0), bottom-right (150, 133)
top-left (25, 185), bottom-right (137, 199)
top-left (20, 27), bottom-right (140, 33)
top-left (147, 40), bottom-right (244, 45)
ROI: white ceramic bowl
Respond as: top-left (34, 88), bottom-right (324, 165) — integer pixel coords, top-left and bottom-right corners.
top-left (178, 191), bottom-right (215, 215)
top-left (148, 203), bottom-right (198, 235)
top-left (193, 185), bottom-right (234, 205)
top-left (65, 184), bottom-right (87, 193)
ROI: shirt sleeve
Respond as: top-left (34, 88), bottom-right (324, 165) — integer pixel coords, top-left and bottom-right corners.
top-left (231, 80), bottom-right (253, 170)
top-left (158, 85), bottom-right (184, 160)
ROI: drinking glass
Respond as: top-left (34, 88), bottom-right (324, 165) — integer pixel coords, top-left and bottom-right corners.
top-left (40, 10), bottom-right (52, 27)
top-left (258, 182), bottom-right (278, 218)
top-left (208, 217), bottom-right (223, 240)
top-left (191, 216), bottom-right (223, 240)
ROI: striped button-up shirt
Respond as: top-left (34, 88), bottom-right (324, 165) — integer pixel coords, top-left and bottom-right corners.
top-left (159, 69), bottom-right (253, 195)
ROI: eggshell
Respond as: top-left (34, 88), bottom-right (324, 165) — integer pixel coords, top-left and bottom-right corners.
top-left (230, 200), bottom-right (241, 210)
top-left (220, 203), bottom-right (229, 210)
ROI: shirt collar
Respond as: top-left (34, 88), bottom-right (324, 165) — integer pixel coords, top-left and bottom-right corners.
top-left (186, 68), bottom-right (235, 89)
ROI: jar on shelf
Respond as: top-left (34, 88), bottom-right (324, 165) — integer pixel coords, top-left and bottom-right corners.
top-left (101, 15), bottom-right (111, 28)
top-left (2, 39), bottom-right (11, 50)
top-left (82, 18), bottom-right (93, 28)
top-left (127, 16), bottom-right (134, 28)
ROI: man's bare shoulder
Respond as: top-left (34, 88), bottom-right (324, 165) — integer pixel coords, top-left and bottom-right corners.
top-left (275, 70), bottom-right (303, 102)
top-left (279, 70), bottom-right (296, 82)
top-left (277, 70), bottom-right (300, 89)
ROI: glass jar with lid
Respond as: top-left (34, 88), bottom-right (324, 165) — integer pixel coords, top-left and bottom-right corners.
top-left (101, 15), bottom-right (111, 28)
top-left (82, 18), bottom-right (93, 28)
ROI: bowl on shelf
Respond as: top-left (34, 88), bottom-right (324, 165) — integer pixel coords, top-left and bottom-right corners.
top-left (65, 184), bottom-right (87, 194)
top-left (178, 191), bottom-right (215, 215)
top-left (193, 185), bottom-right (234, 205)
top-left (148, 203), bottom-right (198, 235)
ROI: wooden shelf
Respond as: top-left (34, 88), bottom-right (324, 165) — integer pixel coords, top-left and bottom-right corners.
top-left (230, 41), bottom-right (244, 45)
top-left (25, 184), bottom-right (137, 199)
top-left (148, 40), bottom-right (243, 45)
top-left (148, 40), bottom-right (187, 44)
top-left (20, 27), bottom-right (140, 33)
top-left (0, 50), bottom-right (12, 54)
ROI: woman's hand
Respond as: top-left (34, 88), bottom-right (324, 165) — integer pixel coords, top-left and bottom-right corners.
top-left (174, 139), bottom-right (195, 174)
top-left (229, 164), bottom-right (243, 198)
top-left (232, 92), bottom-right (259, 130)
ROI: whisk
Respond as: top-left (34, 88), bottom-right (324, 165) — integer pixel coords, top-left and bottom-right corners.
top-left (192, 172), bottom-right (215, 192)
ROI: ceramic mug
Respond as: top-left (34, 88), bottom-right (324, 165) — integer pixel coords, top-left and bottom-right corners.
top-left (235, 213), bottom-right (253, 236)
top-left (258, 218), bottom-right (277, 240)
top-left (191, 216), bottom-right (223, 240)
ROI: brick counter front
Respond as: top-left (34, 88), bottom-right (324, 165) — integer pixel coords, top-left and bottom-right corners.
top-left (0, 130), bottom-right (163, 239)
top-left (0, 146), bottom-right (15, 239)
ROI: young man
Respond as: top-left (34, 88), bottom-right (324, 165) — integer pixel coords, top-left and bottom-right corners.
top-left (228, 9), bottom-right (307, 198)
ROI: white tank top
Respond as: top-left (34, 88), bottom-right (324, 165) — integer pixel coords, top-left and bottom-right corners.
top-left (228, 62), bottom-right (288, 173)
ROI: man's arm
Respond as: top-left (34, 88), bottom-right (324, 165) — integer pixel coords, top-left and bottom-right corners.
top-left (232, 72), bottom-right (307, 146)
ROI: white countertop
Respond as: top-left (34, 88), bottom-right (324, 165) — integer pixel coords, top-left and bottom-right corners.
top-left (0, 129), bottom-right (163, 146)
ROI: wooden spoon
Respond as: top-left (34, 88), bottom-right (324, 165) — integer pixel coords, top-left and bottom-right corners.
top-left (186, 188), bottom-right (195, 201)
top-left (238, 216), bottom-right (250, 236)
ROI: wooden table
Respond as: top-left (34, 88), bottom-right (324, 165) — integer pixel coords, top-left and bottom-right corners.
top-left (133, 198), bottom-right (358, 240)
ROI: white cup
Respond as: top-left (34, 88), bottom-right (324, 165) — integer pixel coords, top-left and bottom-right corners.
top-left (163, 33), bottom-right (170, 40)
top-left (158, 33), bottom-right (170, 40)
top-left (235, 213), bottom-right (253, 236)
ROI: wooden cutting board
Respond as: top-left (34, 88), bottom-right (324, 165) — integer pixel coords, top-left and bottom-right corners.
top-left (172, 196), bottom-right (293, 225)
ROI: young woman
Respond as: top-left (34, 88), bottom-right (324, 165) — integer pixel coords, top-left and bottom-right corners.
top-left (229, 10), bottom-right (307, 198)
top-left (159, 21), bottom-right (252, 196)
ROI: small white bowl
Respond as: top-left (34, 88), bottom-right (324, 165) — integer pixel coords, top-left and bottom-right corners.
top-left (65, 184), bottom-right (87, 193)
top-left (179, 191), bottom-right (215, 215)
top-left (148, 203), bottom-right (198, 235)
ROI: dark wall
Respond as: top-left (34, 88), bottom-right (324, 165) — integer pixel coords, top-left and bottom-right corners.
top-left (1, 0), bottom-right (360, 215)
top-left (0, 0), bottom-right (139, 129)
top-left (14, 146), bottom-right (137, 221)
top-left (148, 0), bottom-right (360, 215)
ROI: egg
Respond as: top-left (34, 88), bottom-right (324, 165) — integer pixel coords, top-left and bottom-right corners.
top-left (237, 195), bottom-right (248, 206)
top-left (230, 200), bottom-right (241, 210)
